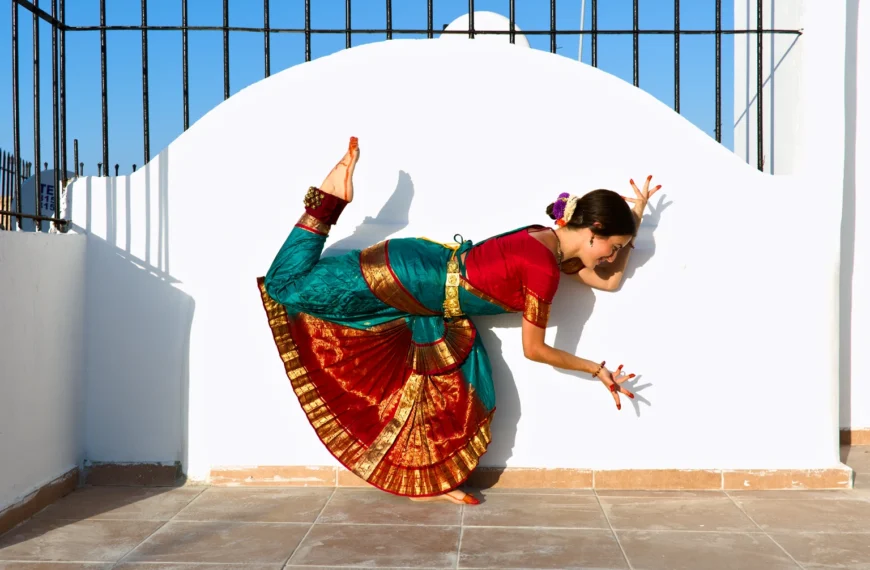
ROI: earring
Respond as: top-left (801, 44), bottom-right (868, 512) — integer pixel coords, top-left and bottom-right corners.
top-left (589, 236), bottom-right (594, 246)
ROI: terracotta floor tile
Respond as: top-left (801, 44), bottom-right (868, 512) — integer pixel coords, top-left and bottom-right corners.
top-left (770, 532), bottom-right (870, 569)
top-left (599, 496), bottom-right (758, 532)
top-left (317, 489), bottom-right (461, 526)
top-left (727, 490), bottom-right (860, 500)
top-left (116, 562), bottom-right (280, 570)
top-left (33, 487), bottom-right (203, 522)
top-left (174, 488), bottom-right (331, 523)
top-left (617, 530), bottom-right (800, 570)
top-left (0, 562), bottom-right (112, 570)
top-left (462, 493), bottom-right (608, 529)
top-left (459, 527), bottom-right (627, 569)
top-left (595, 490), bottom-right (727, 498)
top-left (0, 519), bottom-right (162, 562)
top-left (288, 524), bottom-right (459, 568)
top-left (123, 521), bottom-right (309, 564)
top-left (734, 498), bottom-right (870, 532)
top-left (470, 487), bottom-right (594, 496)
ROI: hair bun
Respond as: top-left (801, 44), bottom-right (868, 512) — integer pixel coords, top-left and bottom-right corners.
top-left (545, 203), bottom-right (558, 220)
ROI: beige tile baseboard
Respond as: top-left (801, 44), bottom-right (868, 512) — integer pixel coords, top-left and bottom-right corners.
top-left (208, 464), bottom-right (854, 491)
top-left (0, 468), bottom-right (78, 536)
top-left (841, 428), bottom-right (870, 446)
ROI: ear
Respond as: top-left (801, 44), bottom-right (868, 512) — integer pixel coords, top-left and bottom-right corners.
top-left (592, 221), bottom-right (603, 229)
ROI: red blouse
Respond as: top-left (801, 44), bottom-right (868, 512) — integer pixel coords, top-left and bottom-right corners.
top-left (463, 226), bottom-right (561, 328)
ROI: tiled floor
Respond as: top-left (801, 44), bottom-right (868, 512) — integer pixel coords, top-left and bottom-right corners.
top-left (1, 447), bottom-right (868, 570)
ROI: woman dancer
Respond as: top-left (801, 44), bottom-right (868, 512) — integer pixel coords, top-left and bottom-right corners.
top-left (259, 137), bottom-right (660, 504)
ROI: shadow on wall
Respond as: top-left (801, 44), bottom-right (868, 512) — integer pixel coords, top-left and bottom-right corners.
top-left (840, 0), bottom-right (860, 431)
top-left (70, 148), bottom-right (195, 482)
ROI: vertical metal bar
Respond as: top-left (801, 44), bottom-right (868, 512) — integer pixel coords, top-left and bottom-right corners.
top-left (345, 0), bottom-right (351, 48)
top-left (756, 0), bottom-right (763, 171)
top-left (386, 0), bottom-right (392, 40)
top-left (304, 0), bottom-right (310, 61)
top-left (468, 1), bottom-right (474, 39)
top-left (674, 0), bottom-right (680, 112)
top-left (33, 0), bottom-right (42, 226)
top-left (60, 0), bottom-right (67, 187)
top-left (73, 138), bottom-right (78, 176)
top-left (715, 0), bottom-right (721, 142)
top-left (633, 0), bottom-right (639, 86)
top-left (100, 0), bottom-right (108, 175)
top-left (223, 0), bottom-right (229, 99)
top-left (1, 151), bottom-right (7, 229)
top-left (427, 0), bottom-right (433, 39)
top-left (591, 0), bottom-right (598, 67)
top-left (264, 0), bottom-right (271, 76)
top-left (550, 0), bottom-right (556, 53)
top-left (509, 0), bottom-right (516, 44)
top-left (142, 0), bottom-right (150, 165)
top-left (182, 0), bottom-right (189, 130)
top-left (12, 0), bottom-right (21, 228)
top-left (114, 164), bottom-right (119, 176)
top-left (52, 0), bottom-right (59, 223)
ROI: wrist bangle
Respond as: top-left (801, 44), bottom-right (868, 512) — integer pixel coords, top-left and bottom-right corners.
top-left (591, 361), bottom-right (605, 378)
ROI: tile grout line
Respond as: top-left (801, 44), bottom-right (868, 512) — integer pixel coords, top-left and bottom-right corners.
top-left (724, 491), bottom-right (807, 570)
top-left (593, 489), bottom-right (634, 570)
top-left (281, 486), bottom-right (337, 568)
top-left (108, 485), bottom-right (209, 569)
top-left (454, 501), bottom-right (465, 570)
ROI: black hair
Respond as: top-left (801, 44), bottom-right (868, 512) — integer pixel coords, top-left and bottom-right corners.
top-left (546, 189), bottom-right (636, 237)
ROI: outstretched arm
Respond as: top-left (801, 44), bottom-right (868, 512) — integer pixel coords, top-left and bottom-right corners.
top-left (521, 318), bottom-right (635, 409)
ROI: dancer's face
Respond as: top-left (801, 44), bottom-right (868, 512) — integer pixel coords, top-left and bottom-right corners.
top-left (563, 227), bottom-right (632, 268)
top-left (586, 233), bottom-right (633, 267)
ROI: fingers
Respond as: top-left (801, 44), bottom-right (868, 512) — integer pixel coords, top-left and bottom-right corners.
top-left (622, 195), bottom-right (638, 203)
top-left (644, 174), bottom-right (652, 193)
top-left (611, 390), bottom-right (621, 410)
top-left (620, 385), bottom-right (635, 399)
top-left (629, 179), bottom-right (643, 199)
top-left (616, 373), bottom-right (635, 384)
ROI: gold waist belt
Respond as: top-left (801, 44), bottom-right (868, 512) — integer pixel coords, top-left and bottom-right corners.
top-left (443, 253), bottom-right (464, 318)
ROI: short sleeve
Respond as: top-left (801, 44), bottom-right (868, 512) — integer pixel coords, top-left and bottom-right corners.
top-left (522, 257), bottom-right (560, 328)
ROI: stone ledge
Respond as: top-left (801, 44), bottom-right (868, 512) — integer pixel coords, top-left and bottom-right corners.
top-left (0, 468), bottom-right (78, 536)
top-left (208, 464), bottom-right (855, 491)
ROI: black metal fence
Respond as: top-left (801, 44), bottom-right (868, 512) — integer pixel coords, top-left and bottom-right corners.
top-left (0, 148), bottom-right (33, 230)
top-left (3, 0), bottom-right (802, 232)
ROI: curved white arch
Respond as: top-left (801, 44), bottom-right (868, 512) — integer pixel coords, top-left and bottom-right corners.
top-left (439, 11), bottom-right (531, 48)
top-left (67, 39), bottom-right (841, 479)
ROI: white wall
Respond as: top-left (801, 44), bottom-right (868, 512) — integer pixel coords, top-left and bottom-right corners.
top-left (733, 0), bottom-right (805, 175)
top-left (0, 232), bottom-right (86, 510)
top-left (843, 0), bottom-right (870, 431)
top-left (67, 39), bottom-right (843, 480)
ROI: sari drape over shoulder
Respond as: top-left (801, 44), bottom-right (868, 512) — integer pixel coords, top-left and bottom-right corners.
top-left (258, 188), bottom-right (560, 497)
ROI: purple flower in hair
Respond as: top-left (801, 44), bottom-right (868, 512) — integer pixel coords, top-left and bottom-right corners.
top-left (552, 192), bottom-right (570, 220)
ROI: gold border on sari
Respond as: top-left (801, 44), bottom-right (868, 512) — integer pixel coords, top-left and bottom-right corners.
top-left (523, 287), bottom-right (551, 328)
top-left (359, 242), bottom-right (439, 316)
top-left (257, 277), bottom-right (493, 498)
top-left (407, 317), bottom-right (476, 375)
top-left (295, 213), bottom-right (330, 236)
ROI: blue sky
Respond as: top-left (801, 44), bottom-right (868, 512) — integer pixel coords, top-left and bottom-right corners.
top-left (0, 0), bottom-right (734, 176)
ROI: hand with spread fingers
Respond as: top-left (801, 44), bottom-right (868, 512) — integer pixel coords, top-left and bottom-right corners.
top-left (592, 362), bottom-right (635, 411)
top-left (624, 175), bottom-right (662, 224)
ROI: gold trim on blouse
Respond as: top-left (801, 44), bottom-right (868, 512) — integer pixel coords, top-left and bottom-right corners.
top-left (523, 287), bottom-right (551, 328)
top-left (295, 213), bottom-right (330, 236)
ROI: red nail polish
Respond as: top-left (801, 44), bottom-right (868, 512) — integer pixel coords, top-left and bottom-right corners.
top-left (630, 179), bottom-right (634, 184)
top-left (655, 185), bottom-right (662, 189)
top-left (617, 404), bottom-right (621, 410)
top-left (628, 374), bottom-right (635, 378)
top-left (629, 393), bottom-right (635, 399)
top-left (617, 364), bottom-right (623, 371)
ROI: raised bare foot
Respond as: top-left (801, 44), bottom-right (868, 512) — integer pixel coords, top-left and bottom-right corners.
top-left (410, 489), bottom-right (480, 505)
top-left (319, 137), bottom-right (360, 202)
